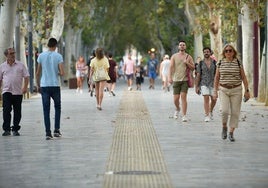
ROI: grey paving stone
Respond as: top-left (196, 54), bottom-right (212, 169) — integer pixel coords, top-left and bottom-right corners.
top-left (0, 78), bottom-right (268, 188)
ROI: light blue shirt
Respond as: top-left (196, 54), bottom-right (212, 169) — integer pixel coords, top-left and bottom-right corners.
top-left (37, 51), bottom-right (63, 87)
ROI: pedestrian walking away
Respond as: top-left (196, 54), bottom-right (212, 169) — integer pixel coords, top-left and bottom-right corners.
top-left (107, 52), bottom-right (117, 96)
top-left (168, 40), bottom-right (195, 122)
top-left (36, 38), bottom-right (65, 140)
top-left (195, 47), bottom-right (217, 122)
top-left (87, 50), bottom-right (96, 96)
top-left (89, 47), bottom-right (110, 110)
top-left (213, 44), bottom-right (250, 142)
top-left (0, 48), bottom-right (29, 136)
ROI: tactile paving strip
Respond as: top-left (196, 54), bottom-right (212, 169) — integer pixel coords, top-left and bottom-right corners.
top-left (103, 91), bottom-right (173, 188)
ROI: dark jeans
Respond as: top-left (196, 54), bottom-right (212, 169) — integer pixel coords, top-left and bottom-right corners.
top-left (2, 92), bottom-right (23, 132)
top-left (41, 87), bottom-right (61, 134)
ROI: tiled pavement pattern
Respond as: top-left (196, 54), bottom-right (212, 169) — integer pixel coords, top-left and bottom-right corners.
top-left (0, 78), bottom-right (268, 188)
top-left (103, 91), bottom-right (173, 188)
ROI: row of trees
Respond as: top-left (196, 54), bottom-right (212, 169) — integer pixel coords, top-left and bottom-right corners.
top-left (0, 0), bottom-right (267, 104)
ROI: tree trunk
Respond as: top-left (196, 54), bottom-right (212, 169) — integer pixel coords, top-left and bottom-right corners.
top-left (184, 0), bottom-right (203, 59)
top-left (74, 29), bottom-right (83, 57)
top-left (209, 14), bottom-right (222, 61)
top-left (50, 0), bottom-right (66, 41)
top-left (0, 0), bottom-right (19, 63)
top-left (242, 4), bottom-right (254, 94)
top-left (64, 24), bottom-right (75, 81)
top-left (194, 34), bottom-right (203, 61)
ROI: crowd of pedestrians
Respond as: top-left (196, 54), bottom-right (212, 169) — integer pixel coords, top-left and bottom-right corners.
top-left (0, 38), bottom-right (250, 142)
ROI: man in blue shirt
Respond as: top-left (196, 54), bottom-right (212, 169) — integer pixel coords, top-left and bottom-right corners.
top-left (36, 38), bottom-right (64, 140)
top-left (147, 52), bottom-right (159, 89)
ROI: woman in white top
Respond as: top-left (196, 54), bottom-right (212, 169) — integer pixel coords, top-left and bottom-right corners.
top-left (160, 54), bottom-right (170, 92)
top-left (75, 56), bottom-right (87, 93)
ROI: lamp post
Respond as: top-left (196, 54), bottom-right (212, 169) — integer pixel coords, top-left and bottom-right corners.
top-left (28, 0), bottom-right (34, 93)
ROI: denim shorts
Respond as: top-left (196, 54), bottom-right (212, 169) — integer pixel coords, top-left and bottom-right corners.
top-left (148, 71), bottom-right (157, 79)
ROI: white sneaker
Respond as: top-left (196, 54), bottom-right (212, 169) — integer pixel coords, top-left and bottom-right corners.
top-left (76, 88), bottom-right (79, 93)
top-left (210, 112), bottom-right (213, 120)
top-left (182, 115), bottom-right (188, 122)
top-left (173, 110), bottom-right (179, 119)
top-left (80, 90), bottom-right (83, 94)
top-left (204, 116), bottom-right (210, 122)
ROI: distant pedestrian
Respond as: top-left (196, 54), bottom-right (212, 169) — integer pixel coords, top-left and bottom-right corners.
top-left (36, 38), bottom-right (65, 140)
top-left (118, 58), bottom-right (125, 80)
top-left (123, 53), bottom-right (135, 91)
top-left (89, 47), bottom-right (110, 110)
top-left (213, 44), bottom-right (250, 142)
top-left (147, 52), bottom-right (159, 89)
top-left (135, 65), bottom-right (144, 90)
top-left (107, 52), bottom-right (117, 96)
top-left (168, 40), bottom-right (195, 122)
top-left (75, 56), bottom-right (87, 94)
top-left (87, 50), bottom-right (96, 96)
top-left (0, 48), bottom-right (29, 136)
top-left (160, 54), bottom-right (171, 92)
top-left (195, 47), bottom-right (217, 122)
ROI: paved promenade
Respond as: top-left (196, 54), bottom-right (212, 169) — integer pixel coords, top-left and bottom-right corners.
top-left (0, 78), bottom-right (268, 188)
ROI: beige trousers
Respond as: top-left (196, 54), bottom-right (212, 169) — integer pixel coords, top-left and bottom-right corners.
top-left (219, 85), bottom-right (242, 128)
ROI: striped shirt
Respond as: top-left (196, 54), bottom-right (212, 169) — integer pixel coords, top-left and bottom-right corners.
top-left (218, 58), bottom-right (242, 86)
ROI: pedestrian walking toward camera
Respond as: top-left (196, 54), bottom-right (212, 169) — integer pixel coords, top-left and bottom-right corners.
top-left (89, 48), bottom-right (110, 110)
top-left (195, 47), bottom-right (217, 122)
top-left (123, 53), bottom-right (135, 91)
top-left (0, 48), bottom-right (29, 136)
top-left (36, 38), bottom-right (65, 140)
top-left (213, 44), bottom-right (250, 142)
top-left (135, 65), bottom-right (144, 90)
top-left (168, 40), bottom-right (195, 122)
top-left (160, 54), bottom-right (171, 92)
top-left (147, 52), bottom-right (159, 89)
top-left (75, 56), bottom-right (87, 94)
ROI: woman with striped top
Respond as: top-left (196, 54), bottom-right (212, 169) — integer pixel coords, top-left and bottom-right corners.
top-left (213, 44), bottom-right (250, 142)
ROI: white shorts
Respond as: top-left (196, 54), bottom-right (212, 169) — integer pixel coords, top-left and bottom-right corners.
top-left (201, 85), bottom-right (214, 96)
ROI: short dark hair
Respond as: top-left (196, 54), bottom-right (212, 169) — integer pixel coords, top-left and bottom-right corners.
top-left (47, 38), bottom-right (58, 48)
top-left (108, 52), bottom-right (113, 58)
top-left (203, 47), bottom-right (212, 53)
top-left (178, 40), bottom-right (186, 44)
top-left (92, 50), bottom-right (96, 57)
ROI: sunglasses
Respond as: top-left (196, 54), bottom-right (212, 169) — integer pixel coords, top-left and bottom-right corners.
top-left (225, 49), bottom-right (233, 53)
